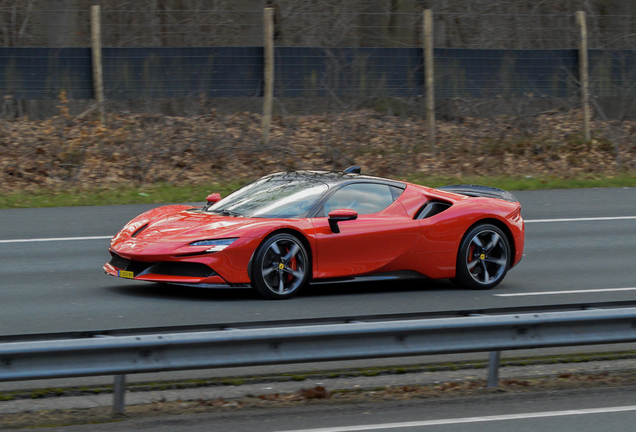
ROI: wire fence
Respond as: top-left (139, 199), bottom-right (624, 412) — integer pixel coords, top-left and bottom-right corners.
top-left (4, 5), bottom-right (636, 49)
top-left (3, 5), bottom-right (636, 192)
top-left (1, 6), bottom-right (636, 122)
top-left (101, 10), bottom-right (263, 47)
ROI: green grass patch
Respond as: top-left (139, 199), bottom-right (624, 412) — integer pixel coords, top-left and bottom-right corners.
top-left (405, 173), bottom-right (636, 191)
top-left (2, 174), bottom-right (636, 209)
top-left (0, 181), bottom-right (247, 209)
top-left (221, 379), bottom-right (246, 386)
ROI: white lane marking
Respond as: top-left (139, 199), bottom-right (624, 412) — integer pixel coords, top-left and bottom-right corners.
top-left (1, 215), bottom-right (635, 244)
top-left (275, 405), bottom-right (636, 432)
top-left (0, 236), bottom-right (111, 244)
top-left (495, 287), bottom-right (636, 297)
top-left (525, 216), bottom-right (636, 223)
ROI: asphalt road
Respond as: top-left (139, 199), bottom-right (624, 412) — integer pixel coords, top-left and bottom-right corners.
top-left (1, 187), bottom-right (636, 336)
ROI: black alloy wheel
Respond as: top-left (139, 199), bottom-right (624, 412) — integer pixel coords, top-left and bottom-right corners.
top-left (452, 223), bottom-right (511, 290)
top-left (251, 233), bottom-right (309, 299)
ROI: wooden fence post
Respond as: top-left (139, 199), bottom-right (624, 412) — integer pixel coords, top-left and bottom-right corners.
top-left (576, 11), bottom-right (591, 142)
top-left (90, 5), bottom-right (105, 124)
top-left (423, 9), bottom-right (435, 150)
top-left (262, 7), bottom-right (274, 145)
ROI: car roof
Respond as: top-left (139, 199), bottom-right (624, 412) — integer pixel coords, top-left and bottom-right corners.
top-left (267, 170), bottom-right (406, 189)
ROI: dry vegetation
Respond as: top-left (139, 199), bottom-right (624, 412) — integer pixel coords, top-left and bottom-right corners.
top-left (2, 371), bottom-right (636, 429)
top-left (2, 1), bottom-right (636, 194)
top-left (1, 94), bottom-right (635, 195)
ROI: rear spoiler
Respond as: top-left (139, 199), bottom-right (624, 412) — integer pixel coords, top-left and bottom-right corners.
top-left (437, 185), bottom-right (519, 203)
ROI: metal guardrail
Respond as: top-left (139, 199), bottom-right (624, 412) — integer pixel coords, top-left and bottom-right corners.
top-left (4, 300), bottom-right (636, 343)
top-left (2, 306), bottom-right (636, 413)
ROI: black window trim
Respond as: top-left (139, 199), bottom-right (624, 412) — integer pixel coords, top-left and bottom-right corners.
top-left (307, 180), bottom-right (405, 218)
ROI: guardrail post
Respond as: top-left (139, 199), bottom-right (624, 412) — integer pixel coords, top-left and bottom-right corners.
top-left (487, 351), bottom-right (501, 388)
top-left (113, 374), bottom-right (126, 413)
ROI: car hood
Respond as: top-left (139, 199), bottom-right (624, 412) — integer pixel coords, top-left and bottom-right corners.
top-left (124, 210), bottom-right (265, 243)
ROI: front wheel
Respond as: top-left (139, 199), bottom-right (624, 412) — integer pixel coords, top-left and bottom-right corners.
top-left (251, 233), bottom-right (310, 300)
top-left (452, 224), bottom-right (510, 290)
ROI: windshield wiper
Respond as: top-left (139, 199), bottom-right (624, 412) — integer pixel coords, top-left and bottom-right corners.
top-left (212, 209), bottom-right (244, 217)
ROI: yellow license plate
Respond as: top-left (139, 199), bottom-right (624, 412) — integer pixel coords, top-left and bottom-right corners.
top-left (118, 270), bottom-right (135, 279)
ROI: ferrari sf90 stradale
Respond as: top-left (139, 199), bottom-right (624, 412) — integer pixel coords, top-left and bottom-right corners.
top-left (105, 168), bottom-right (524, 299)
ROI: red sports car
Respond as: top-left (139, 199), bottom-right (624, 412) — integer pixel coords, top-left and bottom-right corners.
top-left (104, 168), bottom-right (524, 299)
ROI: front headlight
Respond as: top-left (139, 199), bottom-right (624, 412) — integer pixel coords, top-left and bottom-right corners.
top-left (189, 238), bottom-right (238, 252)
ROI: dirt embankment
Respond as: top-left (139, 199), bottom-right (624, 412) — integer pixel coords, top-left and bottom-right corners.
top-left (1, 100), bottom-right (635, 194)
top-left (2, 369), bottom-right (636, 429)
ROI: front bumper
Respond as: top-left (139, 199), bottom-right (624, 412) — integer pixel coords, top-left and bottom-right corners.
top-left (103, 262), bottom-right (232, 286)
top-left (103, 250), bottom-right (241, 287)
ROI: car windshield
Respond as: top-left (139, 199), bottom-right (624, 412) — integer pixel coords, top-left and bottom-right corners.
top-left (207, 175), bottom-right (329, 218)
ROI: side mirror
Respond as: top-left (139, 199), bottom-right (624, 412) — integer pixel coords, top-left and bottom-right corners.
top-left (328, 209), bottom-right (358, 234)
top-left (206, 193), bottom-right (222, 204)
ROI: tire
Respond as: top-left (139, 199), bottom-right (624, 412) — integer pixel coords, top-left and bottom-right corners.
top-left (451, 223), bottom-right (511, 290)
top-left (251, 233), bottom-right (310, 300)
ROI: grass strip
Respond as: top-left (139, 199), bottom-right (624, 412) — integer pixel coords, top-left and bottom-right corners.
top-left (2, 174), bottom-right (636, 209)
top-left (3, 367), bottom-right (636, 429)
top-left (0, 182), bottom-right (246, 209)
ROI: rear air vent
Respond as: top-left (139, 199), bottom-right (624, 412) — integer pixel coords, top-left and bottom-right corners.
top-left (416, 201), bottom-right (452, 220)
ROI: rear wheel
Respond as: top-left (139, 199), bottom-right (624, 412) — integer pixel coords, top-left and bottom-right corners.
top-left (251, 233), bottom-right (309, 300)
top-left (452, 224), bottom-right (510, 290)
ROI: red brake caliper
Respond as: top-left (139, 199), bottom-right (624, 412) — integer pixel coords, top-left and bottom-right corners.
top-left (287, 252), bottom-right (297, 282)
top-left (283, 246), bottom-right (296, 283)
top-left (467, 244), bottom-right (475, 270)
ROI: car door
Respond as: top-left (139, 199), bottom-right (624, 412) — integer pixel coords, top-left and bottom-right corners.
top-left (311, 183), bottom-right (420, 279)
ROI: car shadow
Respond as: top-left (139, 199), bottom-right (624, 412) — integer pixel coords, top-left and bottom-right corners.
top-left (105, 278), bottom-right (459, 302)
top-left (302, 278), bottom-right (456, 298)
top-left (105, 283), bottom-right (259, 302)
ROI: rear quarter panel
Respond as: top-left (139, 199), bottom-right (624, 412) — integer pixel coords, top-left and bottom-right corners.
top-left (399, 187), bottom-right (524, 279)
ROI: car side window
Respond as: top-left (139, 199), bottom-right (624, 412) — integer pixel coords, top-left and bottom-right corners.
top-left (323, 183), bottom-right (395, 216)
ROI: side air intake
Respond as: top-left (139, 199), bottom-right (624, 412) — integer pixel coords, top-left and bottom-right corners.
top-left (416, 201), bottom-right (452, 220)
